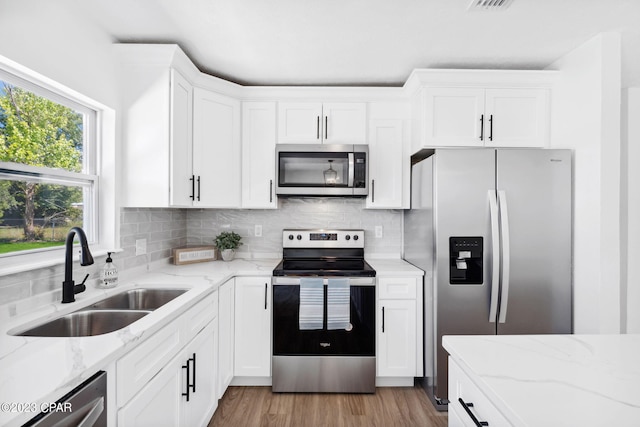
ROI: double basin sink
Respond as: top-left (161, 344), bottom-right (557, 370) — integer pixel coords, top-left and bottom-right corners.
top-left (13, 288), bottom-right (187, 338)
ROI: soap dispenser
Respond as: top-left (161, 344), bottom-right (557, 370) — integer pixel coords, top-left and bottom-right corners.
top-left (100, 252), bottom-right (119, 288)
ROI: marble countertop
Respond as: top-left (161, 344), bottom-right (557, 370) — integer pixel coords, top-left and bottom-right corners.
top-left (443, 334), bottom-right (640, 427)
top-left (0, 256), bottom-right (419, 426)
top-left (367, 258), bottom-right (425, 277)
top-left (0, 258), bottom-right (278, 427)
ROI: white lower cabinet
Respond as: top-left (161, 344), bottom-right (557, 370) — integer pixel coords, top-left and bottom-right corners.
top-left (116, 291), bottom-right (218, 427)
top-left (217, 278), bottom-right (235, 398)
top-left (376, 276), bottom-right (422, 379)
top-left (183, 320), bottom-right (218, 427)
top-left (234, 277), bottom-right (271, 378)
top-left (118, 321), bottom-right (217, 427)
top-left (448, 356), bottom-right (510, 427)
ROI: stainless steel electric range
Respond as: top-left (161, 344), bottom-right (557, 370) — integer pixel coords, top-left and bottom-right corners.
top-left (272, 229), bottom-right (376, 393)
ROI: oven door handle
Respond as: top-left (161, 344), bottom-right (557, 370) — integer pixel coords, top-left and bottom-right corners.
top-left (271, 277), bottom-right (376, 286)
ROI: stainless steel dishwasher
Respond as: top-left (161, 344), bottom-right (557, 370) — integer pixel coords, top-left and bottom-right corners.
top-left (23, 371), bottom-right (107, 427)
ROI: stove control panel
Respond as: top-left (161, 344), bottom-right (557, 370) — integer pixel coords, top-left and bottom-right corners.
top-left (282, 229), bottom-right (365, 248)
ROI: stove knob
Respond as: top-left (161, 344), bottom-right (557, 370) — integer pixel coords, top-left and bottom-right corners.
top-left (345, 235), bottom-right (351, 241)
top-left (288, 234), bottom-right (294, 240)
top-left (353, 235), bottom-right (359, 241)
top-left (297, 234), bottom-right (302, 240)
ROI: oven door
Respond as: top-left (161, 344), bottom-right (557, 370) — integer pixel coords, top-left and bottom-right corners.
top-left (276, 144), bottom-right (364, 196)
top-left (272, 276), bottom-right (375, 356)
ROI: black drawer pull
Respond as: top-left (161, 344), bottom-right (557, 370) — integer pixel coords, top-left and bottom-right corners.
top-left (459, 398), bottom-right (489, 426)
top-left (182, 359), bottom-right (191, 401)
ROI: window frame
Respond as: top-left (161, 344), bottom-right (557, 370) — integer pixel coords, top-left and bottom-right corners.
top-left (0, 54), bottom-right (117, 275)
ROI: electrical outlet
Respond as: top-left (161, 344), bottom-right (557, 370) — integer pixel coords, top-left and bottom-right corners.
top-left (135, 238), bottom-right (147, 255)
top-left (375, 226), bottom-right (383, 238)
top-left (255, 224), bottom-right (262, 237)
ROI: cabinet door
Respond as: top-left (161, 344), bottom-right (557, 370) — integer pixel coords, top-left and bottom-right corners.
top-left (182, 322), bottom-right (218, 427)
top-left (424, 87), bottom-right (485, 147)
top-left (217, 279), bottom-right (235, 398)
top-left (323, 102), bottom-right (367, 144)
top-left (193, 88), bottom-right (241, 207)
top-left (170, 69), bottom-right (194, 207)
top-left (242, 102), bottom-right (277, 208)
top-left (484, 88), bottom-right (548, 148)
top-left (277, 102), bottom-right (323, 143)
top-left (118, 357), bottom-right (182, 427)
top-left (377, 299), bottom-right (417, 377)
top-left (234, 277), bottom-right (271, 377)
top-left (366, 119), bottom-right (404, 209)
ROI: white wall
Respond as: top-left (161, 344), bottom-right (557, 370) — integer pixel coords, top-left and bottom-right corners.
top-left (547, 33), bottom-right (622, 333)
top-left (0, 0), bottom-right (118, 107)
top-left (622, 88), bottom-right (640, 333)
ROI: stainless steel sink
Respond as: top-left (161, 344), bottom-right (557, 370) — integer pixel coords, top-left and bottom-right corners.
top-left (87, 288), bottom-right (187, 311)
top-left (12, 288), bottom-right (188, 337)
top-left (15, 309), bottom-right (151, 337)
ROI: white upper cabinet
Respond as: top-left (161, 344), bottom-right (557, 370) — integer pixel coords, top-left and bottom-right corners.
top-left (422, 87), bottom-right (485, 147)
top-left (192, 87), bottom-right (241, 208)
top-left (241, 102), bottom-right (277, 208)
top-left (484, 88), bottom-right (548, 148)
top-left (170, 70), bottom-right (194, 207)
top-left (366, 119), bottom-right (405, 209)
top-left (117, 44), bottom-right (241, 208)
top-left (408, 70), bottom-right (556, 153)
top-left (277, 102), bottom-right (367, 144)
top-left (366, 101), bottom-right (411, 209)
top-left (420, 87), bottom-right (549, 149)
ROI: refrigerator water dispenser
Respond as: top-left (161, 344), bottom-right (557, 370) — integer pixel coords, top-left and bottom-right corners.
top-left (449, 237), bottom-right (483, 284)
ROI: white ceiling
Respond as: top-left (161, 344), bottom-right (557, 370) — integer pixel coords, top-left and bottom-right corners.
top-left (81, 0), bottom-right (640, 87)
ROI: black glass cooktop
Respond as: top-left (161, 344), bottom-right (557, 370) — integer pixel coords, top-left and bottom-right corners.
top-left (272, 258), bottom-right (376, 277)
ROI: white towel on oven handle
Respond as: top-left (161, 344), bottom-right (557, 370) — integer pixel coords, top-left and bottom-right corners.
top-left (299, 277), bottom-right (324, 330)
top-left (327, 278), bottom-right (350, 330)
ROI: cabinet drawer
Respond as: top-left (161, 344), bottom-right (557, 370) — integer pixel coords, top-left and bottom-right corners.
top-left (117, 321), bottom-right (181, 407)
top-left (378, 277), bottom-right (417, 299)
top-left (449, 357), bottom-right (510, 427)
top-left (182, 291), bottom-right (217, 343)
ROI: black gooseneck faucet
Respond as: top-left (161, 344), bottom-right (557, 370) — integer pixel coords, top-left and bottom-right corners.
top-left (62, 227), bottom-right (94, 303)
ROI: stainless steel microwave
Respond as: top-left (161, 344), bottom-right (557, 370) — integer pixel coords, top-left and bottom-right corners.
top-left (276, 144), bottom-right (368, 197)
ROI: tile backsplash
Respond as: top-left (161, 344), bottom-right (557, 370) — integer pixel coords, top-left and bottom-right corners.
top-left (0, 198), bottom-right (401, 306)
top-left (187, 198), bottom-right (402, 258)
top-left (0, 208), bottom-right (187, 307)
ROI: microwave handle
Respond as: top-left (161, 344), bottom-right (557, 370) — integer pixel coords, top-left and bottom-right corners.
top-left (348, 153), bottom-right (354, 187)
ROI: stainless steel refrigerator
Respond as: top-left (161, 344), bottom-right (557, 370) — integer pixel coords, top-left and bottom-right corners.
top-left (403, 148), bottom-right (572, 409)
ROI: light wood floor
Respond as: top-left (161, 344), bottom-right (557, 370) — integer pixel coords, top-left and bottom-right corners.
top-left (208, 386), bottom-right (448, 427)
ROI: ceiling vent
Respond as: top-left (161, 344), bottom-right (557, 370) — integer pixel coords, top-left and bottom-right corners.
top-left (467, 0), bottom-right (515, 11)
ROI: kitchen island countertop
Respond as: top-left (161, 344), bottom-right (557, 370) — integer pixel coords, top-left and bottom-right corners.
top-left (443, 334), bottom-right (640, 426)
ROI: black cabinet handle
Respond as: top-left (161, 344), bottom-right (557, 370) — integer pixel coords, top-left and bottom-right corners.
top-left (182, 359), bottom-right (191, 401)
top-left (488, 115), bottom-right (493, 141)
top-left (382, 306), bottom-right (385, 333)
top-left (317, 116), bottom-right (320, 139)
top-left (371, 180), bottom-right (375, 203)
top-left (264, 283), bottom-right (268, 310)
top-left (269, 179), bottom-right (273, 203)
top-left (196, 176), bottom-right (201, 201)
top-left (479, 115), bottom-right (484, 141)
top-left (189, 175), bottom-right (195, 201)
top-left (324, 116), bottom-right (328, 140)
top-left (191, 353), bottom-right (197, 393)
top-left (459, 398), bottom-right (489, 426)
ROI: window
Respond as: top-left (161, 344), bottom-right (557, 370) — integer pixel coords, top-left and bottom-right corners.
top-left (0, 55), bottom-right (115, 272)
top-left (0, 76), bottom-right (98, 256)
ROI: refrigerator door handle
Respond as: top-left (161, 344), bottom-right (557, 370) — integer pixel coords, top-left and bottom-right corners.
top-left (497, 190), bottom-right (511, 324)
top-left (488, 190), bottom-right (501, 323)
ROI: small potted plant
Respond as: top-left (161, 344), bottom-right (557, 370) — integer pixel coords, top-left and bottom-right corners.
top-left (214, 231), bottom-right (242, 261)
